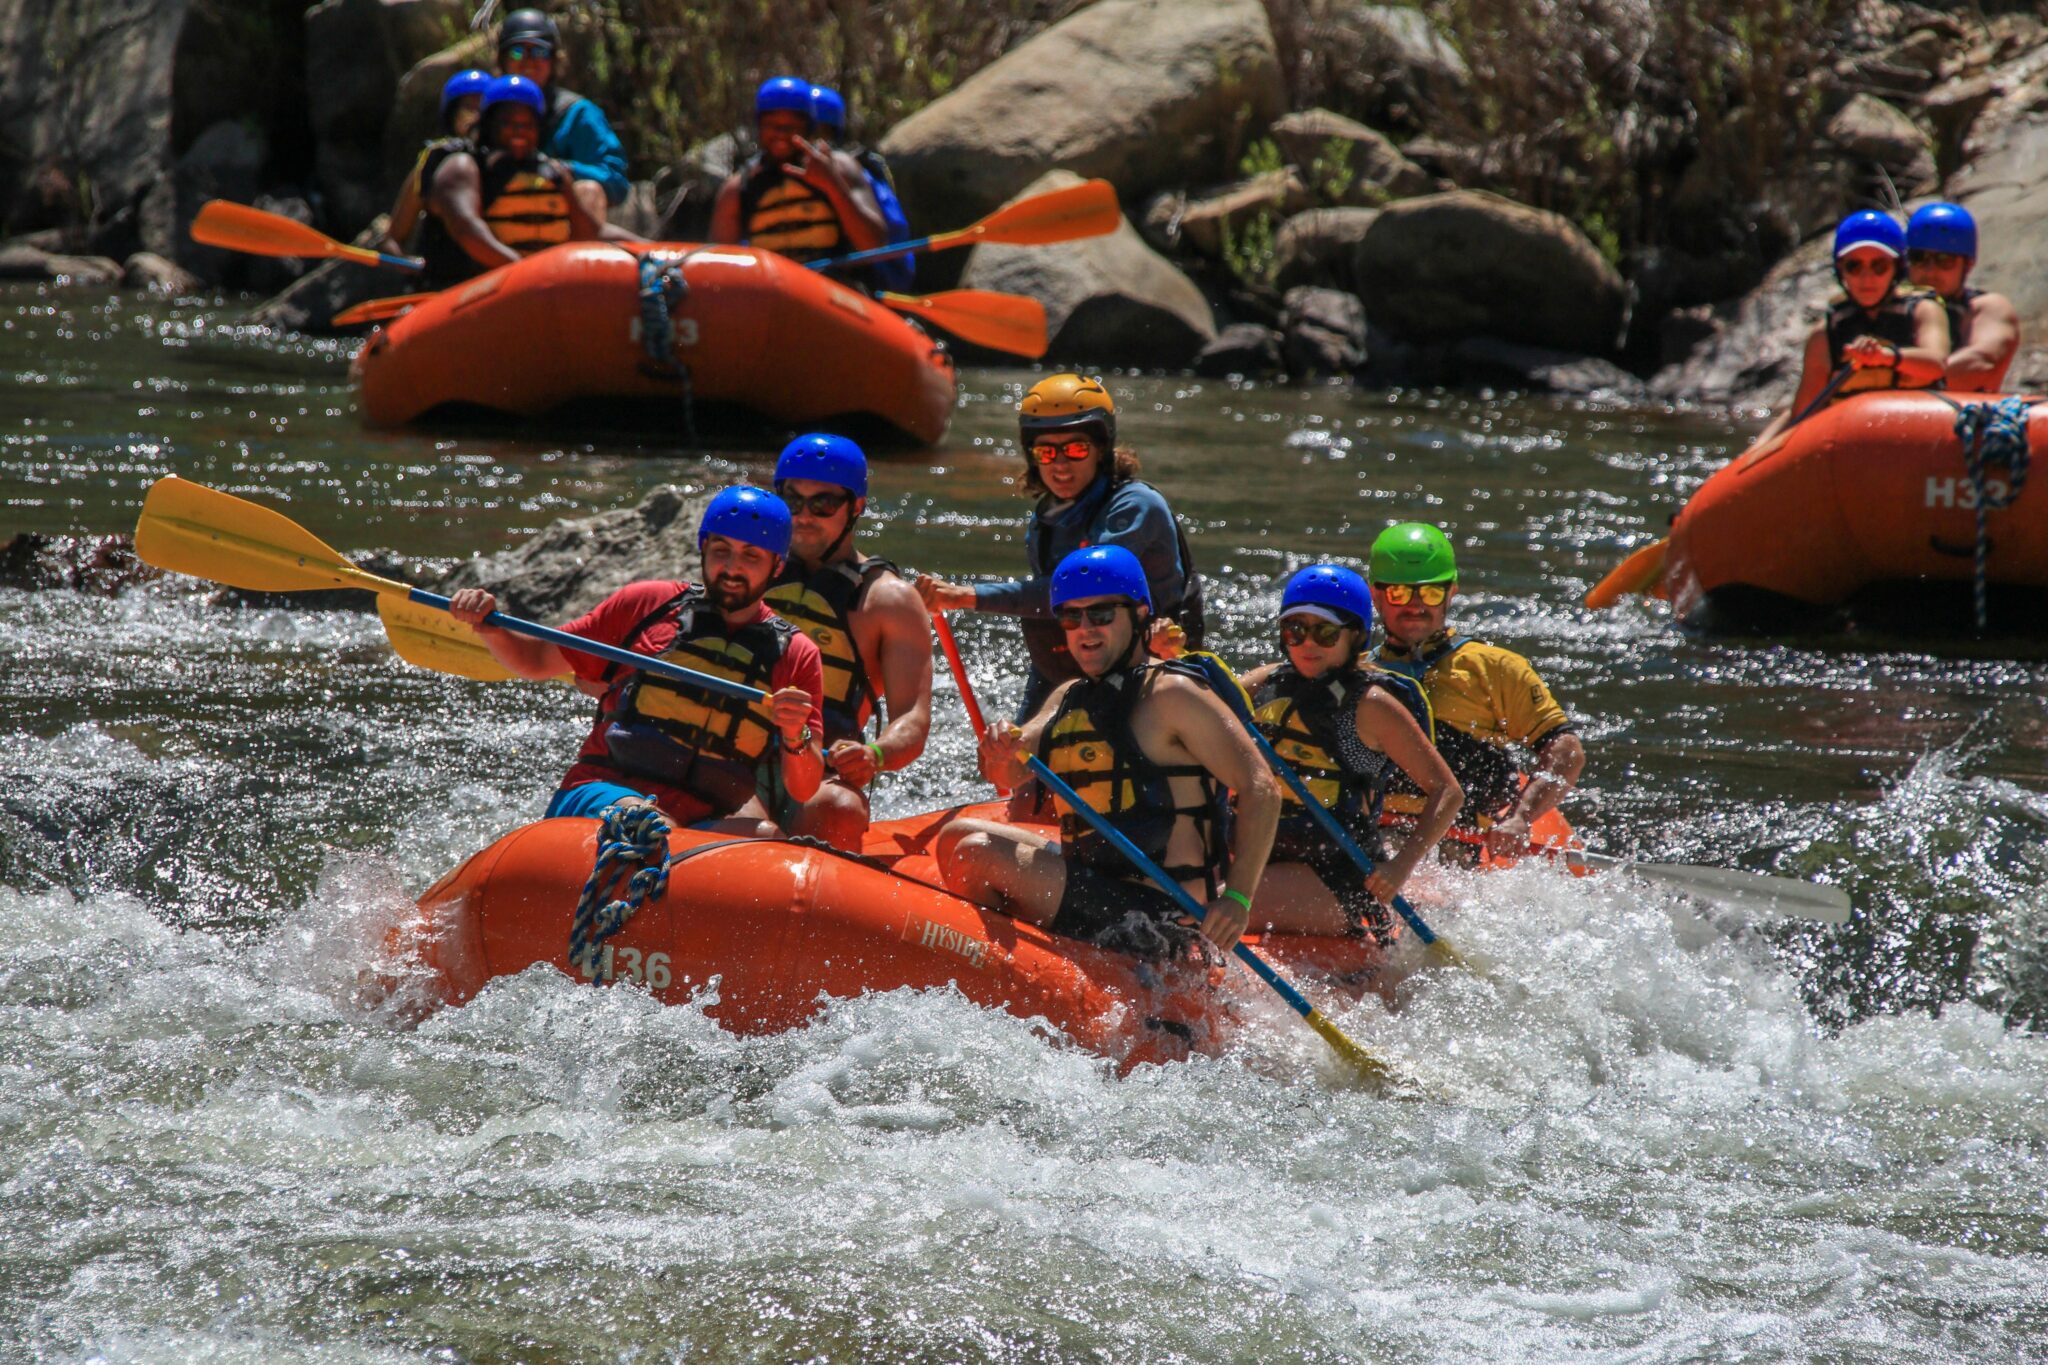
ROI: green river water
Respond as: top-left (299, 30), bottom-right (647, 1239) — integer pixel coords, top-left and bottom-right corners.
top-left (2, 284), bottom-right (2044, 1362)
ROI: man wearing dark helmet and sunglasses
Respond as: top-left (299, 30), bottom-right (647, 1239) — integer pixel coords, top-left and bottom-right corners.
top-left (936, 546), bottom-right (1279, 959)
top-left (1369, 522), bottom-right (1586, 863)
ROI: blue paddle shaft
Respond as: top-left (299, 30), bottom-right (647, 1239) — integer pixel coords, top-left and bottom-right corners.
top-left (406, 588), bottom-right (768, 702)
top-left (805, 236), bottom-right (931, 271)
top-left (1191, 656), bottom-right (1438, 946)
top-left (381, 251), bottom-right (426, 271)
top-left (1023, 755), bottom-right (1319, 1025)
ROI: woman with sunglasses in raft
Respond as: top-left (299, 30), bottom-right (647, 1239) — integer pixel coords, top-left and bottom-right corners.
top-left (1236, 565), bottom-right (1463, 939)
top-left (916, 375), bottom-right (1205, 721)
top-left (1755, 210), bottom-right (1950, 444)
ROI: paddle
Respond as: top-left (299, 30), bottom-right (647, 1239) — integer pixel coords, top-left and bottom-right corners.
top-left (377, 596), bottom-right (524, 683)
top-left (1185, 653), bottom-right (1476, 975)
top-left (931, 614), bottom-right (1009, 796)
top-left (1584, 365), bottom-right (1857, 610)
top-left (333, 292), bottom-right (437, 327)
top-left (880, 290), bottom-right (1048, 358)
top-left (808, 178), bottom-right (1122, 272)
top-left (1024, 756), bottom-right (1401, 1090)
top-left (190, 200), bottom-right (425, 272)
top-left (132, 477), bottom-right (765, 702)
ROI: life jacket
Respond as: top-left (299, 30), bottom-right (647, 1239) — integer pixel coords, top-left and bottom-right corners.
top-left (1941, 286), bottom-right (1984, 353)
top-left (764, 555), bottom-right (900, 746)
top-left (1254, 662), bottom-right (1433, 861)
top-left (1825, 291), bottom-right (1941, 396)
top-left (850, 146), bottom-right (914, 293)
top-left (1021, 479), bottom-right (1206, 684)
top-left (736, 152), bottom-right (847, 264)
top-left (416, 151), bottom-right (572, 288)
top-left (409, 137), bottom-right (471, 205)
top-left (1037, 659), bottom-right (1230, 893)
top-left (590, 587), bottom-right (797, 817)
top-left (1376, 631), bottom-right (1544, 825)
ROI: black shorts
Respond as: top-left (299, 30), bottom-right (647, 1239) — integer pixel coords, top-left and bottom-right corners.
top-left (1051, 861), bottom-right (1200, 960)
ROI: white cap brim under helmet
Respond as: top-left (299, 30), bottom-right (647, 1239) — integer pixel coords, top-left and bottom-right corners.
top-left (1836, 242), bottom-right (1899, 259)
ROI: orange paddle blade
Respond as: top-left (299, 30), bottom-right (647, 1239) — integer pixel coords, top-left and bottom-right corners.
top-left (333, 292), bottom-right (438, 326)
top-left (880, 290), bottom-right (1048, 358)
top-left (1584, 538), bottom-right (1668, 609)
top-left (931, 179), bottom-right (1122, 251)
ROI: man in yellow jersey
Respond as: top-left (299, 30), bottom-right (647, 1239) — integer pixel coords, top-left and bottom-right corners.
top-left (763, 434), bottom-right (934, 850)
top-left (1367, 523), bottom-right (1586, 861)
top-left (415, 75), bottom-right (633, 290)
top-left (708, 76), bottom-right (887, 270)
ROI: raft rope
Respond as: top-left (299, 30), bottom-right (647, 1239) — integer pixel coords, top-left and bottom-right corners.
top-left (569, 802), bottom-right (675, 980)
top-left (1952, 396), bottom-right (2033, 630)
top-left (636, 252), bottom-right (699, 444)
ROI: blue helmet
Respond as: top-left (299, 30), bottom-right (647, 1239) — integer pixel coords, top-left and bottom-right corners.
top-left (1051, 545), bottom-right (1151, 611)
top-left (1280, 564), bottom-right (1373, 633)
top-left (440, 68), bottom-right (491, 118)
top-left (1907, 202), bottom-right (1977, 260)
top-left (1833, 209), bottom-right (1904, 261)
top-left (699, 485), bottom-right (792, 557)
top-left (481, 73), bottom-right (546, 117)
top-left (756, 76), bottom-right (814, 119)
top-left (810, 85), bottom-right (847, 132)
top-left (774, 433), bottom-right (867, 497)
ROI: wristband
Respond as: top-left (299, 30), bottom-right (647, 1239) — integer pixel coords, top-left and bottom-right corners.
top-left (1220, 887), bottom-right (1253, 911)
top-left (866, 740), bottom-right (887, 772)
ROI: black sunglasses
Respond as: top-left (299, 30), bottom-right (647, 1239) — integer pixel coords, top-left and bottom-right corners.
top-left (780, 488), bottom-right (854, 517)
top-left (1054, 602), bottom-right (1126, 629)
top-left (1280, 617), bottom-right (1348, 647)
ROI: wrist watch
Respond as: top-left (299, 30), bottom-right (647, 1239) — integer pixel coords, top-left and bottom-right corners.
top-left (781, 724), bottom-right (813, 753)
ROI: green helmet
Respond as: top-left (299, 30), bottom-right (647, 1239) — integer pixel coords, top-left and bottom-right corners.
top-left (1369, 522), bottom-right (1457, 584)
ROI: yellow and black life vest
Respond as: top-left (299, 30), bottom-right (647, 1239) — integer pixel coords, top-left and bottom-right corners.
top-left (482, 159), bottom-right (573, 253)
top-left (736, 154), bottom-right (846, 263)
top-left (764, 555), bottom-right (899, 746)
top-left (1253, 662), bottom-right (1433, 862)
top-left (1037, 659), bottom-right (1229, 891)
top-left (1825, 290), bottom-right (1945, 396)
top-left (594, 587), bottom-right (797, 817)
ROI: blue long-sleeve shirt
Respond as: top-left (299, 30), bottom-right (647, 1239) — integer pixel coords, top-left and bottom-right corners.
top-left (974, 476), bottom-right (1189, 618)
top-left (545, 94), bottom-right (630, 206)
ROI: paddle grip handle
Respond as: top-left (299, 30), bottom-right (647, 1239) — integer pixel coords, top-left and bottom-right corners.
top-left (406, 588), bottom-right (767, 702)
top-left (1023, 755), bottom-right (1311, 1023)
top-left (1190, 657), bottom-right (1438, 947)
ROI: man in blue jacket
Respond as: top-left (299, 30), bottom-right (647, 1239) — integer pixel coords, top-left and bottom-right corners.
top-left (916, 375), bottom-right (1205, 721)
top-left (497, 8), bottom-right (630, 223)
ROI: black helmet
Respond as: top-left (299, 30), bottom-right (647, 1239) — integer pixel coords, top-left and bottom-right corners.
top-left (497, 8), bottom-right (559, 55)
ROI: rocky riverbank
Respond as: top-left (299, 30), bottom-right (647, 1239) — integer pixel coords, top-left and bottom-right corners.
top-left (9, 0), bottom-right (2048, 406)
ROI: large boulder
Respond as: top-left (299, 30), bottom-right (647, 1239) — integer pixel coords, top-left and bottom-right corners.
top-left (306, 0), bottom-right (467, 238)
top-left (147, 118), bottom-right (268, 282)
top-left (879, 0), bottom-right (1284, 232)
top-left (1307, 3), bottom-right (1472, 131)
top-left (1648, 236), bottom-right (1834, 408)
top-left (1271, 206), bottom-right (1377, 292)
top-left (1941, 88), bottom-right (2048, 352)
top-left (1824, 93), bottom-right (1937, 195)
top-left (1356, 191), bottom-right (1626, 354)
top-left (1280, 286), bottom-right (1367, 377)
top-left (433, 485), bottom-right (713, 622)
top-left (1270, 108), bottom-right (1432, 204)
top-left (961, 171), bottom-right (1217, 368)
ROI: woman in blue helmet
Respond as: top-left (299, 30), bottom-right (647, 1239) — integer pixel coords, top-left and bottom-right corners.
top-left (709, 76), bottom-right (888, 266)
top-left (446, 485), bottom-right (827, 829)
top-left (1235, 565), bottom-right (1462, 939)
top-left (1757, 210), bottom-right (1949, 443)
top-left (381, 68), bottom-right (491, 258)
top-left (1904, 202), bottom-right (2021, 393)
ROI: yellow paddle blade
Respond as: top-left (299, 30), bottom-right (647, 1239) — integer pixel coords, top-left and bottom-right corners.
top-left (377, 597), bottom-right (522, 682)
top-left (334, 292), bottom-right (438, 326)
top-left (190, 199), bottom-right (383, 266)
top-left (879, 290), bottom-right (1048, 357)
top-left (133, 477), bottom-right (401, 596)
top-left (1304, 1009), bottom-right (1400, 1091)
top-left (1584, 538), bottom-right (1668, 609)
top-left (930, 178), bottom-right (1122, 251)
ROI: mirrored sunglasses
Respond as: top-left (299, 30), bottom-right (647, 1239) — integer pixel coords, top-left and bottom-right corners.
top-left (1054, 602), bottom-right (1126, 629)
top-left (1031, 439), bottom-right (1096, 465)
top-left (1374, 582), bottom-right (1449, 606)
top-left (503, 43), bottom-right (551, 60)
top-left (1279, 617), bottom-right (1348, 647)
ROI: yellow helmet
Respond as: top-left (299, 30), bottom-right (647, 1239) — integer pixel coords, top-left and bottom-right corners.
top-left (1019, 373), bottom-right (1116, 447)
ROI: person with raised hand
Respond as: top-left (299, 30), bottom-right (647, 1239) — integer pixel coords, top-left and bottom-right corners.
top-left (915, 374), bottom-right (1205, 721)
top-left (709, 76), bottom-right (889, 269)
top-left (1905, 202), bottom-right (2021, 394)
top-left (1236, 565), bottom-right (1462, 938)
top-left (1368, 523), bottom-right (1584, 863)
top-left (762, 434), bottom-right (933, 850)
top-left (447, 485), bottom-right (825, 830)
top-left (381, 67), bottom-right (489, 257)
top-left (936, 546), bottom-right (1279, 958)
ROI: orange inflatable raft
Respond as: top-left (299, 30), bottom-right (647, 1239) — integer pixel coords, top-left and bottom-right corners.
top-left (404, 803), bottom-right (1386, 1069)
top-left (1663, 390), bottom-right (2046, 629)
top-left (350, 242), bottom-right (957, 444)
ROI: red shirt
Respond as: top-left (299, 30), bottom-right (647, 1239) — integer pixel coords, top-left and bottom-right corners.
top-left (556, 579), bottom-right (825, 822)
